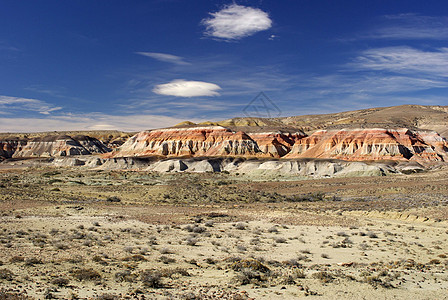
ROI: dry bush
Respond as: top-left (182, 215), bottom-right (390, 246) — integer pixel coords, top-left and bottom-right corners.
top-left (0, 269), bottom-right (14, 281)
top-left (122, 254), bottom-right (146, 262)
top-left (51, 277), bottom-right (69, 287)
top-left (229, 259), bottom-right (270, 274)
top-left (71, 268), bottom-right (101, 281)
top-left (311, 271), bottom-right (334, 283)
top-left (9, 256), bottom-right (24, 263)
top-left (140, 270), bottom-right (162, 288)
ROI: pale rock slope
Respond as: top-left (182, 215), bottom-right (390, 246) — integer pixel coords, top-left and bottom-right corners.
top-left (3, 135), bottom-right (110, 158)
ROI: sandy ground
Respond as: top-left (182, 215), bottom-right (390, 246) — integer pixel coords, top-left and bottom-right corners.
top-left (0, 166), bottom-right (448, 299)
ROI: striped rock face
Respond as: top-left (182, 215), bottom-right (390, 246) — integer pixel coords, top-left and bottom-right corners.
top-left (0, 135), bottom-right (110, 159)
top-left (285, 128), bottom-right (448, 162)
top-left (105, 126), bottom-right (306, 159)
top-left (106, 126), bottom-right (448, 162)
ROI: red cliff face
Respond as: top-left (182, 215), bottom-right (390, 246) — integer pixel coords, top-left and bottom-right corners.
top-left (285, 128), bottom-right (448, 162)
top-left (107, 126), bottom-right (448, 162)
top-left (105, 126), bottom-right (306, 158)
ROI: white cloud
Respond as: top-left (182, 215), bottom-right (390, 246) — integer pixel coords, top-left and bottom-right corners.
top-left (0, 96), bottom-right (62, 115)
top-left (0, 113), bottom-right (202, 133)
top-left (136, 52), bottom-right (190, 65)
top-left (369, 14), bottom-right (448, 40)
top-left (153, 79), bottom-right (221, 97)
top-left (352, 46), bottom-right (448, 77)
top-left (202, 4), bottom-right (272, 40)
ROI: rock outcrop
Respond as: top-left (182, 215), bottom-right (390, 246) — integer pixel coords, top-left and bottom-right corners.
top-left (285, 128), bottom-right (448, 162)
top-left (105, 126), bottom-right (305, 159)
top-left (107, 126), bottom-right (448, 162)
top-left (0, 135), bottom-right (110, 159)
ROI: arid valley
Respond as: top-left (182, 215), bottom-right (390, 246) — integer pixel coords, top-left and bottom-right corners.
top-left (1, 105), bottom-right (448, 299)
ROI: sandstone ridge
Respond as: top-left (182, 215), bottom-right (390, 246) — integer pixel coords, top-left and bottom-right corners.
top-left (106, 126), bottom-right (448, 163)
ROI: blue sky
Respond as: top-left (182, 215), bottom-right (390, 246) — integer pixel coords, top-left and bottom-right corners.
top-left (1, 0), bottom-right (447, 132)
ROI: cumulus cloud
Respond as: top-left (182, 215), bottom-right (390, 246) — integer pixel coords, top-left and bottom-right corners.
top-left (0, 96), bottom-right (62, 115)
top-left (153, 79), bottom-right (221, 97)
top-left (136, 52), bottom-right (190, 65)
top-left (202, 4), bottom-right (272, 40)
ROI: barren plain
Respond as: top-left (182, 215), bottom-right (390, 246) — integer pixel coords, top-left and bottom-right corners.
top-left (1, 164), bottom-right (448, 299)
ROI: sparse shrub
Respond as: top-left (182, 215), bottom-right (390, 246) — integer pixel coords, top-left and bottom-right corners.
top-left (67, 255), bottom-right (83, 264)
top-left (321, 253), bottom-right (330, 259)
top-left (337, 232), bottom-right (349, 237)
top-left (106, 196), bottom-right (121, 203)
top-left (123, 254), bottom-right (146, 262)
top-left (0, 268), bottom-right (14, 281)
top-left (51, 277), bottom-right (69, 287)
top-left (293, 268), bottom-right (306, 279)
top-left (229, 259), bottom-right (270, 274)
top-left (367, 232), bottom-right (378, 239)
top-left (140, 270), bottom-right (162, 288)
top-left (96, 294), bottom-right (119, 300)
top-left (205, 257), bottom-right (216, 264)
top-left (25, 257), bottom-right (43, 266)
top-left (429, 259), bottom-right (441, 265)
top-left (312, 271), bottom-right (334, 283)
top-left (10, 256), bottom-right (24, 263)
top-left (115, 270), bottom-right (136, 282)
top-left (71, 268), bottom-right (101, 281)
top-left (159, 247), bottom-right (174, 254)
top-left (234, 223), bottom-right (248, 230)
top-left (193, 226), bottom-right (206, 233)
top-left (160, 267), bottom-right (190, 278)
top-left (54, 242), bottom-right (69, 250)
top-left (123, 246), bottom-right (134, 253)
top-left (267, 226), bottom-right (279, 233)
top-left (274, 237), bottom-right (287, 243)
top-left (235, 267), bottom-right (266, 285)
top-left (205, 221), bottom-right (214, 227)
top-left (186, 237), bottom-right (199, 246)
top-left (93, 255), bottom-right (108, 265)
top-left (236, 244), bottom-right (247, 252)
top-left (183, 224), bottom-right (195, 232)
top-left (159, 256), bottom-right (176, 264)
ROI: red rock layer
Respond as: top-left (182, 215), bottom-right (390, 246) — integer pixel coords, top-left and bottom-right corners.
top-left (107, 127), bottom-right (448, 162)
top-left (285, 128), bottom-right (448, 162)
top-left (105, 126), bottom-right (305, 158)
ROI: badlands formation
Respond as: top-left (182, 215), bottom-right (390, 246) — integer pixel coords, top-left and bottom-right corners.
top-left (1, 105), bottom-right (448, 299)
top-left (1, 105), bottom-right (448, 177)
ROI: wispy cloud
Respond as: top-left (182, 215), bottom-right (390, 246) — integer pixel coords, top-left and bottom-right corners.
top-left (351, 46), bottom-right (448, 77)
top-left (0, 113), bottom-right (200, 132)
top-left (153, 79), bottom-right (221, 97)
top-left (202, 4), bottom-right (272, 40)
top-left (136, 52), bottom-right (190, 65)
top-left (366, 14), bottom-right (448, 40)
top-left (0, 41), bottom-right (19, 52)
top-left (0, 96), bottom-right (62, 115)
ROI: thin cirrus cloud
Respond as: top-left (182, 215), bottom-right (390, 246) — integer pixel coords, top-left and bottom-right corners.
top-left (135, 52), bottom-right (190, 65)
top-left (0, 95), bottom-right (62, 115)
top-left (153, 79), bottom-right (221, 97)
top-left (0, 113), bottom-right (200, 132)
top-left (366, 14), bottom-right (448, 40)
top-left (201, 4), bottom-right (272, 40)
top-left (351, 46), bottom-right (448, 77)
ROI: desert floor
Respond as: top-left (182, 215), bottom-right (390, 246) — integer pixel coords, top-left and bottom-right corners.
top-left (0, 164), bottom-right (448, 299)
